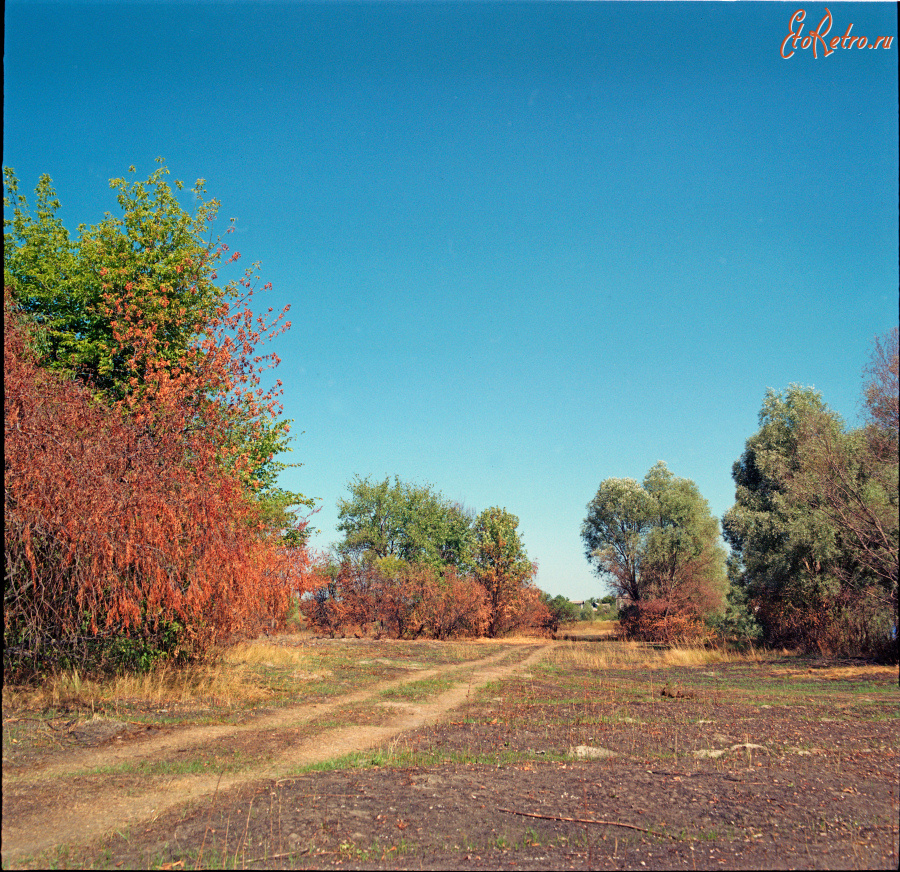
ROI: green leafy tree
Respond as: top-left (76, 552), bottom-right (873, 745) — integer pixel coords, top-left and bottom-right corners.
top-left (3, 162), bottom-right (313, 540)
top-left (724, 382), bottom-right (897, 656)
top-left (722, 387), bottom-right (844, 605)
top-left (582, 462), bottom-right (727, 619)
top-left (334, 475), bottom-right (473, 570)
top-left (4, 163), bottom-right (221, 394)
top-left (541, 594), bottom-right (581, 627)
top-left (578, 601), bottom-right (597, 622)
top-left (580, 477), bottom-right (653, 603)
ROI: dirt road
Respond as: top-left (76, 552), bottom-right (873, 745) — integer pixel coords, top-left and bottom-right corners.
top-left (2, 640), bottom-right (550, 864)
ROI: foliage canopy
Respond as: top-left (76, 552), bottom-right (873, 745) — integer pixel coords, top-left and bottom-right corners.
top-left (583, 463), bottom-right (727, 609)
top-left (723, 375), bottom-right (898, 659)
top-left (3, 162), bottom-right (314, 539)
top-left (3, 164), bottom-right (316, 677)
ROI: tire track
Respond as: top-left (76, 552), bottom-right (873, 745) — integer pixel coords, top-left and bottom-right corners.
top-left (1, 642), bottom-right (550, 863)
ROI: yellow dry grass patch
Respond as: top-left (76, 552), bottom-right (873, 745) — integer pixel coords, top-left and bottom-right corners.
top-left (1, 640), bottom-right (314, 713)
top-left (655, 645), bottom-right (769, 667)
top-left (550, 639), bottom-right (771, 670)
top-left (782, 664), bottom-right (898, 680)
top-left (558, 620), bottom-right (620, 636)
top-left (221, 639), bottom-right (310, 668)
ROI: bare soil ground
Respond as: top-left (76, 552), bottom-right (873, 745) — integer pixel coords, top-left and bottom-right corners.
top-left (2, 635), bottom-right (898, 870)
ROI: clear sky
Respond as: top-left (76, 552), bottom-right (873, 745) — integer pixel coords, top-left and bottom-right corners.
top-left (4, 1), bottom-right (897, 600)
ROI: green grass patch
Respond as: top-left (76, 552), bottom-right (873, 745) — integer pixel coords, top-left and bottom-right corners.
top-left (70, 751), bottom-right (253, 779)
top-left (284, 745), bottom-right (570, 776)
top-left (379, 677), bottom-right (456, 702)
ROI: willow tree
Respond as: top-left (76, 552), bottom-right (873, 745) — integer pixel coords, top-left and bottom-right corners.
top-left (723, 379), bottom-right (897, 658)
top-left (582, 462), bottom-right (727, 638)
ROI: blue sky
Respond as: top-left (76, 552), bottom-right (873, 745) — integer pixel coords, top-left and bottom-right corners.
top-left (4, 1), bottom-right (897, 600)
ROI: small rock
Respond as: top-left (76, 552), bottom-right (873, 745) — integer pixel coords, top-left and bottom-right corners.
top-left (572, 745), bottom-right (618, 760)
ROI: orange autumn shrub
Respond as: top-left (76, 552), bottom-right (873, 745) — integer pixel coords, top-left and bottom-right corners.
top-left (4, 292), bottom-right (310, 679)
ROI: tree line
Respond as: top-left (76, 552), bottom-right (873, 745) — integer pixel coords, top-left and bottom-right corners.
top-left (301, 476), bottom-right (553, 638)
top-left (5, 163), bottom-right (896, 675)
top-left (581, 328), bottom-right (898, 659)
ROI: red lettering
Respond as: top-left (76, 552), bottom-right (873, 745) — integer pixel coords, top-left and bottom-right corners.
top-left (810, 9), bottom-right (834, 58)
top-left (782, 10), bottom-right (806, 58)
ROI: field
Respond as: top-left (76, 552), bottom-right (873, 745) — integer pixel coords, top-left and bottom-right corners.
top-left (2, 623), bottom-right (898, 870)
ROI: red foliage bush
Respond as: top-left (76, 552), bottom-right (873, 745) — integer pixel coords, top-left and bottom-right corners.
top-left (619, 600), bottom-right (709, 645)
top-left (409, 567), bottom-right (490, 640)
top-left (4, 296), bottom-right (311, 678)
top-left (299, 560), bottom-right (549, 641)
top-left (507, 584), bottom-right (555, 637)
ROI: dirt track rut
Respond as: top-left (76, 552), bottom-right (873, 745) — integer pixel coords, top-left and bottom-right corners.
top-left (2, 642), bottom-right (550, 863)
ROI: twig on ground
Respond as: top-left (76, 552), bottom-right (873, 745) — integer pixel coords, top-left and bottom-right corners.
top-left (242, 848), bottom-right (310, 863)
top-left (499, 807), bottom-right (683, 840)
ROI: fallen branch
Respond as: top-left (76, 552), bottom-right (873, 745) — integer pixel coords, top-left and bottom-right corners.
top-left (499, 807), bottom-right (680, 839)
top-left (242, 848), bottom-right (311, 863)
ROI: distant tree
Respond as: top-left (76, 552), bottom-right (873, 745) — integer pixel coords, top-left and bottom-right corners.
top-left (471, 507), bottom-right (544, 637)
top-left (542, 594), bottom-right (581, 628)
top-left (640, 462), bottom-right (728, 616)
top-left (334, 476), bottom-right (473, 570)
top-left (578, 602), bottom-right (597, 622)
top-left (580, 477), bottom-right (652, 603)
top-left (300, 561), bottom-right (490, 640)
top-left (582, 462), bottom-right (727, 640)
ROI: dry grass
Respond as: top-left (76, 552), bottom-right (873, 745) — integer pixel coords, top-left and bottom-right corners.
top-left (557, 619), bottom-right (620, 636)
top-left (220, 640), bottom-right (310, 668)
top-left (2, 639), bottom-right (317, 714)
top-left (782, 664), bottom-right (899, 680)
top-left (655, 644), bottom-right (769, 667)
top-left (2, 661), bottom-right (268, 713)
top-left (549, 638), bottom-right (772, 670)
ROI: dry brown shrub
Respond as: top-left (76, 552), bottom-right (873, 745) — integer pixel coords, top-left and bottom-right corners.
top-left (619, 599), bottom-right (710, 645)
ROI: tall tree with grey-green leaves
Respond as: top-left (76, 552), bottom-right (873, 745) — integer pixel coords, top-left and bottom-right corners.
top-left (581, 462), bottom-right (728, 620)
top-left (723, 365), bottom-right (898, 658)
